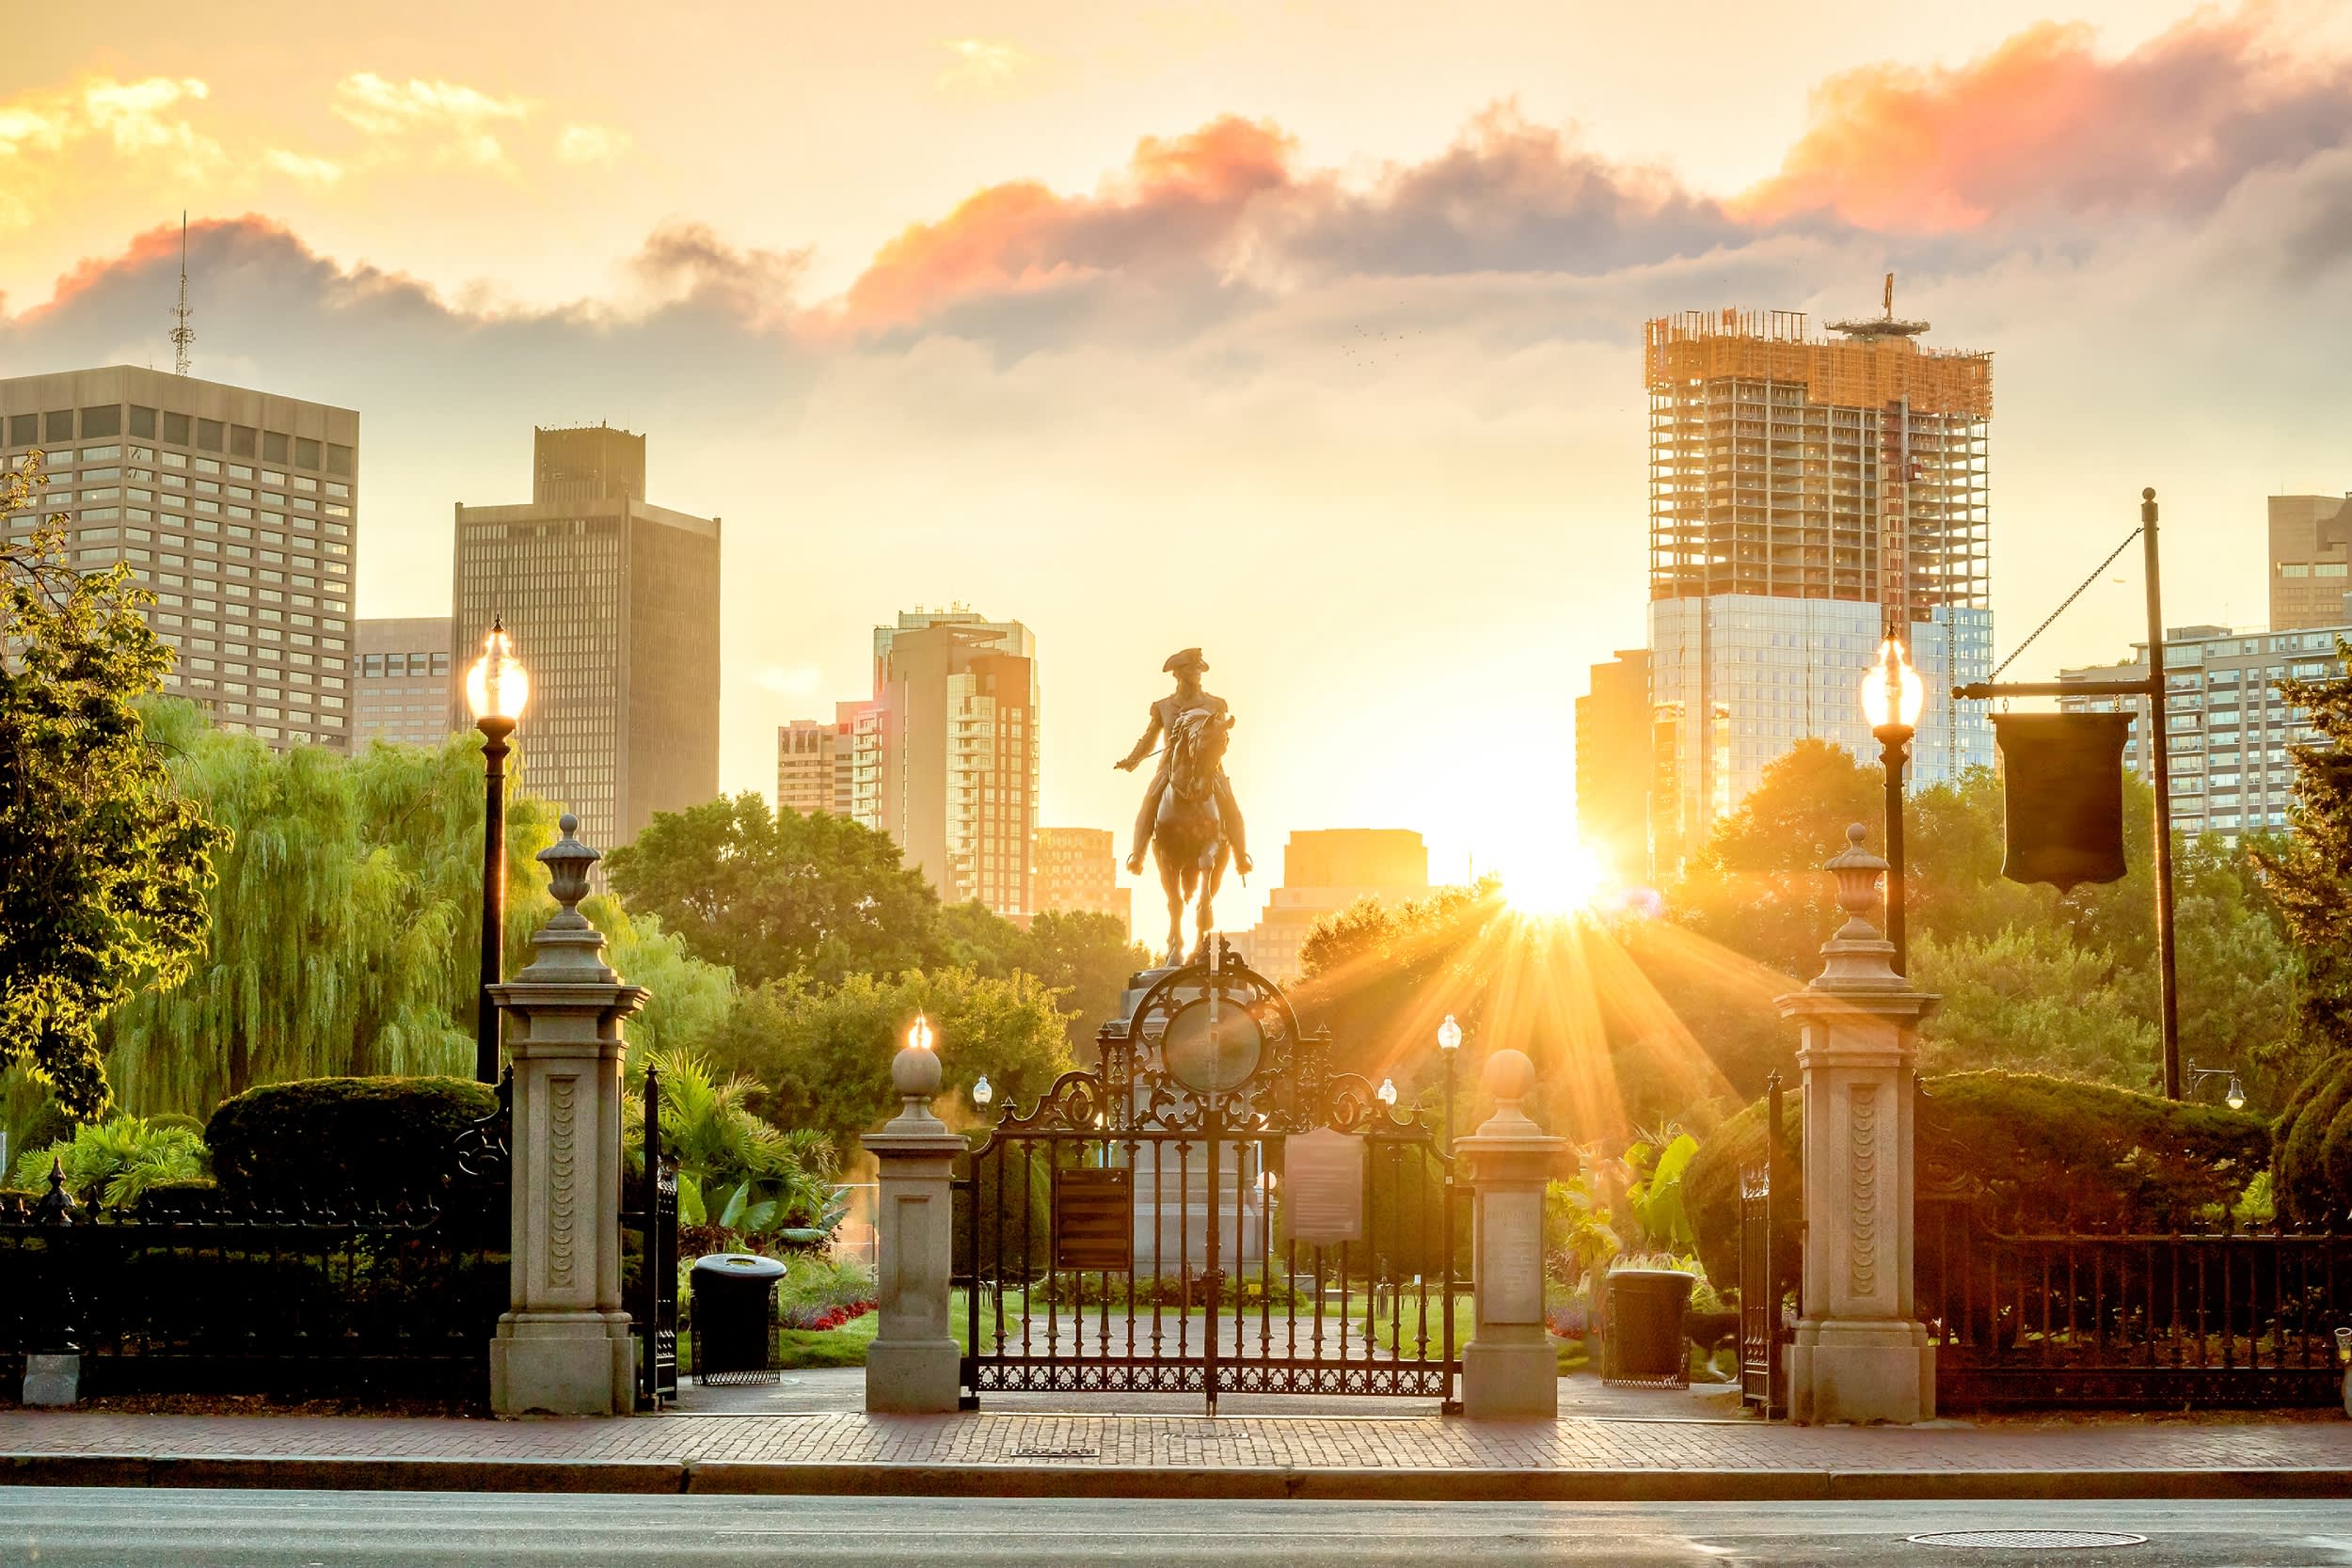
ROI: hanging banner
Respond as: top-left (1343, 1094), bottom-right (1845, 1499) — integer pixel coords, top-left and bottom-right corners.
top-left (1993, 712), bottom-right (2133, 893)
top-left (1282, 1127), bottom-right (1365, 1247)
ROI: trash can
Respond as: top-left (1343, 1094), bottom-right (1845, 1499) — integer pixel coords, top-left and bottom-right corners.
top-left (1602, 1268), bottom-right (1695, 1388)
top-left (690, 1253), bottom-right (786, 1386)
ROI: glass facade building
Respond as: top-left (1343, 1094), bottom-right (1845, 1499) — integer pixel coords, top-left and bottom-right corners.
top-left (1, 366), bottom-right (357, 751)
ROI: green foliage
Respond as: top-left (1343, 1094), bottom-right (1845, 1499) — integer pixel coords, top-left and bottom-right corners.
top-left (2, 458), bottom-right (229, 1117)
top-left (1913, 925), bottom-right (2160, 1085)
top-left (2255, 645), bottom-right (2352, 1056)
top-left (204, 1075), bottom-right (498, 1200)
top-left (1622, 1132), bottom-right (1699, 1254)
top-left (583, 896), bottom-right (737, 1061)
top-left (1675, 738), bottom-right (1884, 979)
top-left (2272, 1052), bottom-right (2352, 1225)
top-left (101, 720), bottom-right (561, 1117)
top-left (1295, 882), bottom-right (1495, 1072)
top-left (11, 1112), bottom-right (208, 1205)
top-left (943, 905), bottom-right (1149, 1051)
top-left (775, 1253), bottom-right (878, 1328)
top-left (1685, 1072), bottom-right (2272, 1290)
top-left (713, 966), bottom-right (1075, 1148)
top-left (605, 794), bottom-right (943, 988)
top-left (1543, 1174), bottom-right (1621, 1291)
top-left (627, 1045), bottom-right (833, 1238)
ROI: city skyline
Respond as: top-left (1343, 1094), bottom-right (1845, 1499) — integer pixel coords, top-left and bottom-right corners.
top-left (6, 4), bottom-right (2351, 918)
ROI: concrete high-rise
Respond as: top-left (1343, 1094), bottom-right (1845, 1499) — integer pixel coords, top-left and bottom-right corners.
top-left (356, 616), bottom-right (456, 747)
top-left (1230, 829), bottom-right (1428, 983)
top-left (1641, 299), bottom-right (1994, 875)
top-left (851, 610), bottom-right (1039, 918)
top-left (1, 366), bottom-right (358, 751)
top-left (453, 425), bottom-right (719, 850)
top-left (1575, 650), bottom-right (1650, 886)
top-left (1033, 827), bottom-right (1125, 931)
top-left (2269, 494), bottom-right (2352, 631)
top-left (776, 715), bottom-right (851, 818)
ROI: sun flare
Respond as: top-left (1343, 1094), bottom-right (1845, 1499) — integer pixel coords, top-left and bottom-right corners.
top-left (1498, 837), bottom-right (1613, 920)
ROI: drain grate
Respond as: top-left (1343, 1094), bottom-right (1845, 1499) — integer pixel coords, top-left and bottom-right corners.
top-left (1907, 1531), bottom-right (2148, 1551)
top-left (1011, 1447), bottom-right (1099, 1460)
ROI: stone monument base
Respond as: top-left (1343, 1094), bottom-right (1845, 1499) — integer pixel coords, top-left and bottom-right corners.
top-left (1788, 1318), bottom-right (1934, 1425)
top-left (491, 1310), bottom-right (634, 1417)
top-left (21, 1353), bottom-right (79, 1407)
top-left (1462, 1334), bottom-right (1556, 1418)
top-left (866, 1336), bottom-right (961, 1414)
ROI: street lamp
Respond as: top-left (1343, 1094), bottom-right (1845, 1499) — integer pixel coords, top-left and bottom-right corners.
top-left (465, 617), bottom-right (531, 1084)
top-left (971, 1073), bottom-right (993, 1111)
top-left (1860, 636), bottom-right (1925, 975)
top-left (906, 1012), bottom-right (937, 1054)
top-left (1377, 1077), bottom-right (1398, 1109)
top-left (1437, 1013), bottom-right (1462, 1158)
top-left (2187, 1061), bottom-right (2248, 1112)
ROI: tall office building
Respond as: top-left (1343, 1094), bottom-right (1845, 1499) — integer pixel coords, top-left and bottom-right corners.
top-left (2269, 495), bottom-right (2352, 631)
top-left (1, 367), bottom-right (357, 751)
top-left (851, 610), bottom-right (1039, 918)
top-left (1575, 650), bottom-right (1650, 886)
top-left (2061, 623), bottom-right (2348, 841)
top-left (1641, 299), bottom-right (1994, 875)
top-left (355, 616), bottom-right (457, 746)
top-left (452, 425), bottom-right (719, 850)
top-left (1230, 829), bottom-right (1429, 983)
top-left (776, 715), bottom-right (851, 817)
top-left (1033, 827), bottom-right (1125, 931)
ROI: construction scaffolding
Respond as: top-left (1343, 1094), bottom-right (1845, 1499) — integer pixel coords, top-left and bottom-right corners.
top-left (1645, 308), bottom-right (1993, 620)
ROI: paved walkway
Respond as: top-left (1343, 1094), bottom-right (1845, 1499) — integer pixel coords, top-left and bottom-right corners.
top-left (5, 1373), bottom-right (2349, 1499)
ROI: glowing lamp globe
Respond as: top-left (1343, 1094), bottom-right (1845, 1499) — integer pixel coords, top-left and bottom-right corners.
top-left (906, 1012), bottom-right (936, 1053)
top-left (2226, 1075), bottom-right (2246, 1113)
top-left (465, 619), bottom-right (531, 726)
top-left (1377, 1078), bottom-right (1398, 1106)
top-left (1861, 637), bottom-right (1925, 731)
top-left (972, 1073), bottom-right (993, 1108)
top-left (1437, 1015), bottom-right (1463, 1053)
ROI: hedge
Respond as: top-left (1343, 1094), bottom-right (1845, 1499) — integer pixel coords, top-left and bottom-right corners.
top-left (2274, 1052), bottom-right (2352, 1225)
top-left (205, 1076), bottom-right (500, 1202)
top-left (1686, 1071), bottom-right (2272, 1293)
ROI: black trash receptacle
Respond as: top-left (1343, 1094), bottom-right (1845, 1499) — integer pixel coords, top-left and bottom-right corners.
top-left (1602, 1268), bottom-right (1695, 1388)
top-left (691, 1253), bottom-right (786, 1386)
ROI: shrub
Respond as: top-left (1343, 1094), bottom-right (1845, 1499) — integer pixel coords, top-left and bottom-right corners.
top-left (1686, 1071), bottom-right (2272, 1291)
top-left (205, 1076), bottom-right (499, 1201)
top-left (2273, 1052), bottom-right (2352, 1225)
top-left (776, 1254), bottom-right (877, 1329)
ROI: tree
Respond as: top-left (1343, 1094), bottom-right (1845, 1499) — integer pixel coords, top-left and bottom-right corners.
top-left (1912, 925), bottom-right (2160, 1086)
top-left (605, 795), bottom-right (943, 987)
top-left (582, 896), bottom-right (737, 1062)
top-left (2255, 646), bottom-right (2352, 1055)
top-left (1672, 738), bottom-right (1882, 978)
top-left (712, 966), bottom-right (1074, 1148)
top-left (2, 469), bottom-right (228, 1118)
top-left (936, 901), bottom-right (1148, 1049)
top-left (101, 716), bottom-right (560, 1118)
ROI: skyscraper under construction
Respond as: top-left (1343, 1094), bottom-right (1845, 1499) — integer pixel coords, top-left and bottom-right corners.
top-left (1639, 288), bottom-right (1994, 877)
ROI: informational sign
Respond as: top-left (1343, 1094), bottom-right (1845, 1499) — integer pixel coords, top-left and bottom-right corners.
top-left (1481, 1190), bottom-right (1545, 1324)
top-left (1994, 712), bottom-right (2132, 894)
top-left (1054, 1167), bottom-right (1135, 1273)
top-left (1282, 1127), bottom-right (1364, 1247)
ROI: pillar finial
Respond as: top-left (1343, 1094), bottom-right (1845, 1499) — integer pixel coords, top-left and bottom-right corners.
top-left (1812, 823), bottom-right (1904, 991)
top-left (513, 814), bottom-right (616, 982)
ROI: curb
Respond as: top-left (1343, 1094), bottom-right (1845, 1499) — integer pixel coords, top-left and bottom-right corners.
top-left (6, 1454), bottom-right (2351, 1502)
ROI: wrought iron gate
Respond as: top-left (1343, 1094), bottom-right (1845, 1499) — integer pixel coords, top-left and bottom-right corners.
top-left (1738, 1070), bottom-right (1789, 1417)
top-left (623, 1063), bottom-right (680, 1410)
top-left (957, 951), bottom-right (1467, 1413)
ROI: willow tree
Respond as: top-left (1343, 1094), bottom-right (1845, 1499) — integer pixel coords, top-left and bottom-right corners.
top-left (103, 714), bottom-right (561, 1118)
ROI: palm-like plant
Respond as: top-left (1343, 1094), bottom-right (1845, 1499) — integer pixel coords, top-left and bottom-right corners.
top-left (12, 1115), bottom-right (209, 1206)
top-left (624, 1046), bottom-right (834, 1237)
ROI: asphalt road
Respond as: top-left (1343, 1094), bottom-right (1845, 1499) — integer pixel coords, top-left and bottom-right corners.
top-left (4, 1491), bottom-right (2351, 1567)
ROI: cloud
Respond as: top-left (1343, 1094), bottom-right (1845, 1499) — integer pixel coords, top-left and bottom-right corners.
top-left (263, 149), bottom-right (344, 187)
top-left (0, 75), bottom-right (221, 224)
top-left (1737, 11), bottom-right (2352, 231)
top-left (331, 72), bottom-right (528, 166)
top-left (627, 221), bottom-right (810, 329)
top-left (935, 38), bottom-right (1047, 98)
top-left (555, 123), bottom-right (631, 164)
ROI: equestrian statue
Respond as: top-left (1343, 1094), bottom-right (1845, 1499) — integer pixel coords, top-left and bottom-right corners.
top-left (1115, 647), bottom-right (1253, 967)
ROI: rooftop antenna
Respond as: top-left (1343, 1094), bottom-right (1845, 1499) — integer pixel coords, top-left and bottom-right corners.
top-left (169, 212), bottom-right (194, 376)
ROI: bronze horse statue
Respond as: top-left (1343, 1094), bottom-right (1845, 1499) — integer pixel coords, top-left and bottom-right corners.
top-left (1150, 706), bottom-right (1235, 967)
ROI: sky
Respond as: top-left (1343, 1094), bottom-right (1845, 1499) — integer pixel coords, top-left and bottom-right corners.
top-left (5, 0), bottom-right (2352, 931)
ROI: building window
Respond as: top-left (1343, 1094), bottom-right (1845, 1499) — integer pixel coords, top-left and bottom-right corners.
top-left (80, 405), bottom-right (122, 438)
top-left (162, 412), bottom-right (192, 445)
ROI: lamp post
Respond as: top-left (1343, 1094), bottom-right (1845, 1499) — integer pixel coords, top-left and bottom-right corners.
top-left (971, 1073), bottom-right (993, 1113)
top-left (1860, 636), bottom-right (1926, 976)
top-left (2186, 1061), bottom-right (2248, 1112)
top-left (1437, 1013), bottom-right (1463, 1158)
top-left (465, 618), bottom-right (531, 1084)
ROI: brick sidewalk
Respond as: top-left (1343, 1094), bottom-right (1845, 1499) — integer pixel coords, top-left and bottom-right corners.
top-left (5, 1404), bottom-right (2350, 1494)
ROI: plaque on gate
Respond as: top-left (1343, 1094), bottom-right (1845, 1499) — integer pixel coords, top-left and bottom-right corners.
top-left (1054, 1166), bottom-right (1135, 1272)
top-left (1282, 1127), bottom-right (1364, 1246)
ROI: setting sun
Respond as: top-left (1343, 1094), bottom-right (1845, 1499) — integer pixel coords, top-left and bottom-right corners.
top-left (1499, 837), bottom-right (1613, 919)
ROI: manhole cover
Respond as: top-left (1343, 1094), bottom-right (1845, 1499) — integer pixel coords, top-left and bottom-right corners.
top-left (1907, 1531), bottom-right (2148, 1550)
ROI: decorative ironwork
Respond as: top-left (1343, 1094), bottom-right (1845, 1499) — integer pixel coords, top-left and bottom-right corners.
top-left (453, 1067), bottom-right (514, 1184)
top-left (1738, 1070), bottom-right (1789, 1418)
top-left (958, 951), bottom-right (1465, 1414)
top-left (620, 1063), bottom-right (680, 1409)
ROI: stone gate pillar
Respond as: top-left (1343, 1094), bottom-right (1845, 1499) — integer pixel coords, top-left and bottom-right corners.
top-left (1459, 1048), bottom-right (1565, 1419)
top-left (489, 815), bottom-right (647, 1418)
top-left (862, 1036), bottom-right (965, 1414)
top-left (1778, 824), bottom-right (1937, 1426)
